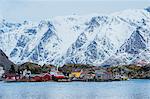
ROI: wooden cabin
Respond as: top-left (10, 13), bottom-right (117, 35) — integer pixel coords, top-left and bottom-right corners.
top-left (95, 69), bottom-right (113, 81)
top-left (70, 72), bottom-right (82, 78)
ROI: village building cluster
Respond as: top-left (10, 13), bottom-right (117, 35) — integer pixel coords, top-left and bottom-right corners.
top-left (0, 62), bottom-right (150, 82)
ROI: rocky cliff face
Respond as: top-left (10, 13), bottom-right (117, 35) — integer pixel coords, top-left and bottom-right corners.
top-left (0, 49), bottom-right (14, 70)
top-left (0, 7), bottom-right (150, 66)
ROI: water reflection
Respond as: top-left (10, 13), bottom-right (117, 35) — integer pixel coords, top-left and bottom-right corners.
top-left (0, 80), bottom-right (150, 99)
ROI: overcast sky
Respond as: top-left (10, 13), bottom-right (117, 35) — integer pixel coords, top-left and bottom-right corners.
top-left (0, 0), bottom-right (150, 22)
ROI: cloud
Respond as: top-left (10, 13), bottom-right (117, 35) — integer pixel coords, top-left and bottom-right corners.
top-left (0, 0), bottom-right (149, 22)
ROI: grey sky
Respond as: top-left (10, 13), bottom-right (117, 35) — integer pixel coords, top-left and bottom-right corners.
top-left (0, 0), bottom-right (150, 22)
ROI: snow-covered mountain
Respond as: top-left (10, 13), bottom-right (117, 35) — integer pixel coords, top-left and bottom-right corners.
top-left (1, 7), bottom-right (150, 66)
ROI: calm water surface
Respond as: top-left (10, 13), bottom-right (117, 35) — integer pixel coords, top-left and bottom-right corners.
top-left (0, 79), bottom-right (150, 99)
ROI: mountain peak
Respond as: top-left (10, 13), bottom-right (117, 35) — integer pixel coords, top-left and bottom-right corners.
top-left (119, 28), bottom-right (146, 54)
top-left (145, 6), bottom-right (150, 12)
top-left (1, 8), bottom-right (150, 66)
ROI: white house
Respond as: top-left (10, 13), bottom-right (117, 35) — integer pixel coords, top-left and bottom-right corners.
top-left (0, 66), bottom-right (4, 78)
top-left (23, 69), bottom-right (31, 78)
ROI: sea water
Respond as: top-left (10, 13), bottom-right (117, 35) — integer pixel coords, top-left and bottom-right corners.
top-left (0, 79), bottom-right (150, 99)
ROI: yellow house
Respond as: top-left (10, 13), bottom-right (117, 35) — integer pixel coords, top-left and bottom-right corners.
top-left (69, 72), bottom-right (82, 78)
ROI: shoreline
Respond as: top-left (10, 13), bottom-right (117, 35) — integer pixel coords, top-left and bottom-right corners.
top-left (1, 78), bottom-right (149, 83)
